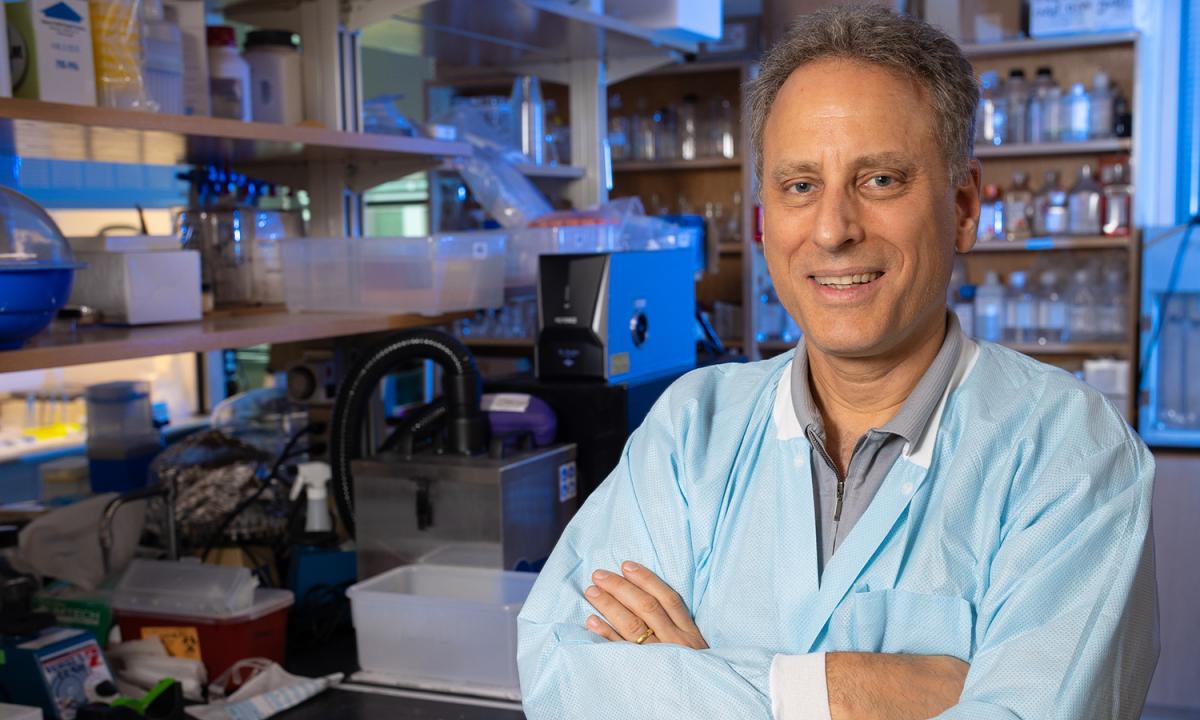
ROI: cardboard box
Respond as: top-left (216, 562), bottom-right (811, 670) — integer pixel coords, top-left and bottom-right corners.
top-left (69, 249), bottom-right (202, 325)
top-left (6, 0), bottom-right (96, 104)
top-left (604, 0), bottom-right (722, 42)
top-left (1030, 0), bottom-right (1134, 37)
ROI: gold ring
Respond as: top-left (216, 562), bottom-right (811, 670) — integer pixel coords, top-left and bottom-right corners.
top-left (634, 627), bottom-right (656, 645)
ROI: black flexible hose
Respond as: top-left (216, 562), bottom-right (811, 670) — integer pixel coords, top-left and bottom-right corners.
top-left (329, 329), bottom-right (487, 537)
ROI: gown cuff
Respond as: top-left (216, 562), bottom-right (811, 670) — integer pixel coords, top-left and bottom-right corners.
top-left (769, 652), bottom-right (832, 720)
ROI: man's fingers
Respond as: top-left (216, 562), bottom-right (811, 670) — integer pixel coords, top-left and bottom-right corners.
top-left (584, 582), bottom-right (656, 643)
top-left (585, 614), bottom-right (622, 642)
top-left (592, 570), bottom-right (675, 642)
top-left (620, 561), bottom-right (697, 631)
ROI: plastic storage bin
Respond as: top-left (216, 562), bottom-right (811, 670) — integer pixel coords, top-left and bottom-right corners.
top-left (506, 225), bottom-right (619, 288)
top-left (111, 560), bottom-right (257, 617)
top-left (113, 586), bottom-right (292, 680)
top-left (281, 233), bottom-right (506, 316)
top-left (347, 564), bottom-right (536, 699)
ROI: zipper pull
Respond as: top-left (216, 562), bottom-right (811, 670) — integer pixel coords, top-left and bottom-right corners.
top-left (834, 479), bottom-right (845, 521)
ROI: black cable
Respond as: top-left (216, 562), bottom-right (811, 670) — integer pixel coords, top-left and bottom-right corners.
top-left (200, 423), bottom-right (321, 561)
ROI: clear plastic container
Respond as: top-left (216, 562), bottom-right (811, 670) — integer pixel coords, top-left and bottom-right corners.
top-left (347, 564), bottom-right (535, 700)
top-left (112, 559), bottom-right (257, 617)
top-left (281, 232), bottom-right (506, 316)
top-left (506, 224), bottom-right (619, 287)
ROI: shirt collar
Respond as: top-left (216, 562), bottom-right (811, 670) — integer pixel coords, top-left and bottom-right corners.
top-left (790, 311), bottom-right (965, 446)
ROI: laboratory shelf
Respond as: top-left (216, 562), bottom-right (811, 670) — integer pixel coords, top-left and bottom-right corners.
top-left (0, 307), bottom-right (469, 373)
top-left (757, 340), bottom-right (795, 355)
top-left (961, 31), bottom-right (1137, 59)
top-left (971, 235), bottom-right (1134, 252)
top-left (1001, 340), bottom-right (1130, 357)
top-left (0, 97), bottom-right (471, 170)
top-left (516, 164), bottom-right (587, 180)
top-left (614, 158), bottom-right (743, 172)
top-left (225, 0), bottom-right (696, 78)
top-left (974, 138), bottom-right (1131, 159)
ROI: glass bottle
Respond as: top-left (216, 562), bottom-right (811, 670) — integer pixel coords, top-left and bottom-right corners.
top-left (608, 93), bottom-right (630, 162)
top-left (954, 284), bottom-right (976, 339)
top-left (1005, 68), bottom-right (1030, 144)
top-left (976, 71), bottom-right (1007, 146)
top-left (978, 183), bottom-right (1005, 242)
top-left (1067, 164), bottom-right (1104, 235)
top-left (631, 98), bottom-right (656, 161)
top-left (1102, 162), bottom-right (1133, 237)
top-left (1026, 66), bottom-right (1057, 144)
top-left (1113, 89), bottom-right (1132, 138)
top-left (706, 96), bottom-right (736, 159)
top-left (1004, 271), bottom-right (1037, 343)
top-left (974, 271), bottom-right (1006, 342)
top-left (654, 106), bottom-right (678, 161)
top-left (1062, 82), bottom-right (1091, 142)
top-left (1004, 172), bottom-right (1035, 242)
top-left (678, 94), bottom-right (700, 161)
top-left (1096, 266), bottom-right (1128, 341)
top-left (1066, 268), bottom-right (1098, 342)
top-left (1036, 271), bottom-right (1068, 344)
top-left (1033, 170), bottom-right (1068, 236)
top-left (1089, 71), bottom-right (1115, 140)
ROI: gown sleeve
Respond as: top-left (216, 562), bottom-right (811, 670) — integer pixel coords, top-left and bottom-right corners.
top-left (516, 379), bottom-right (777, 720)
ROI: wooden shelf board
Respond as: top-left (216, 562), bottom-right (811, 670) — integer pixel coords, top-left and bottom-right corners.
top-left (1001, 340), bottom-right (1129, 357)
top-left (961, 31), bottom-right (1137, 59)
top-left (0, 97), bottom-right (471, 168)
top-left (974, 138), bottom-right (1130, 159)
top-left (0, 307), bottom-right (468, 373)
top-left (970, 235), bottom-right (1134, 252)
top-left (614, 157), bottom-right (742, 172)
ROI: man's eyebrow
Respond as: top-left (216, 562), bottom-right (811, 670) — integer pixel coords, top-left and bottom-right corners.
top-left (769, 153), bottom-right (920, 185)
top-left (770, 160), bottom-right (820, 184)
top-left (852, 152), bottom-right (918, 173)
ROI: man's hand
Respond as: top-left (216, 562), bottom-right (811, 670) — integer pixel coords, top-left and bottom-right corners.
top-left (826, 652), bottom-right (969, 720)
top-left (582, 561), bottom-right (708, 649)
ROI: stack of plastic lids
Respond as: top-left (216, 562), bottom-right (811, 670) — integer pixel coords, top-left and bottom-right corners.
top-left (0, 187), bottom-right (82, 349)
top-left (112, 559), bottom-right (257, 617)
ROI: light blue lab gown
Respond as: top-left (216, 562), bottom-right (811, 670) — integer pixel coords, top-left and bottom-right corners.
top-left (517, 339), bottom-right (1158, 719)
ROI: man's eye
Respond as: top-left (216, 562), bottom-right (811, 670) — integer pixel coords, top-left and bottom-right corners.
top-left (869, 175), bottom-right (897, 188)
top-left (788, 182), bottom-right (813, 194)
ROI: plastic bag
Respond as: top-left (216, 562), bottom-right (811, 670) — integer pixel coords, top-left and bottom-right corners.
top-left (186, 659), bottom-right (342, 720)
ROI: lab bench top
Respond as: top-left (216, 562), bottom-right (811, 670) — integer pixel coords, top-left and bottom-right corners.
top-left (279, 629), bottom-right (527, 720)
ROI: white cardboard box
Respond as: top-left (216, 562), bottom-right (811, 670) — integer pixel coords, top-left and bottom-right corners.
top-left (70, 250), bottom-right (202, 325)
top-left (6, 0), bottom-right (96, 105)
top-left (1029, 0), bottom-right (1134, 38)
top-left (604, 0), bottom-right (722, 42)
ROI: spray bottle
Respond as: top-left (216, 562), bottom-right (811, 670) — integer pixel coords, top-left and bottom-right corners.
top-left (290, 462), bottom-right (332, 533)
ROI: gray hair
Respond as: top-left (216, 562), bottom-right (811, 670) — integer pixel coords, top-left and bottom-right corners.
top-left (748, 5), bottom-right (979, 187)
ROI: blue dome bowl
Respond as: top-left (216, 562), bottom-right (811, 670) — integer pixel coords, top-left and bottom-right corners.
top-left (0, 265), bottom-right (78, 350)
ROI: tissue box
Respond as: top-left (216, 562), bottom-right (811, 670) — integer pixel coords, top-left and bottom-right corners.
top-left (69, 250), bottom-right (201, 325)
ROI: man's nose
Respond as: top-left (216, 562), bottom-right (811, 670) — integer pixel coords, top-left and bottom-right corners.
top-left (811, 185), bottom-right (866, 252)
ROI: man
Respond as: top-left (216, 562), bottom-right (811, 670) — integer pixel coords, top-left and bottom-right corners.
top-left (517, 6), bottom-right (1158, 719)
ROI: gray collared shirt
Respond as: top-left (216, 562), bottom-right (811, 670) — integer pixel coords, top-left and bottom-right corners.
top-left (792, 312), bottom-right (963, 575)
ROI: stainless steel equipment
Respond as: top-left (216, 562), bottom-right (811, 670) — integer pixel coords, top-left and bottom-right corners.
top-left (354, 442), bottom-right (576, 580)
top-left (327, 328), bottom-right (577, 580)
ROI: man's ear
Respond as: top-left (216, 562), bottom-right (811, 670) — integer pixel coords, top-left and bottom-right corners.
top-left (955, 160), bottom-right (983, 254)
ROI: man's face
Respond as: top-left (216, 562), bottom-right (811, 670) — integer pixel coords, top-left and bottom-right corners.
top-left (761, 58), bottom-right (980, 359)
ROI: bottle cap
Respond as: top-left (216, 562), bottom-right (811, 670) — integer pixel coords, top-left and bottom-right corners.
top-left (206, 26), bottom-right (237, 48)
top-left (1009, 68), bottom-right (1026, 78)
top-left (245, 30), bottom-right (299, 51)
